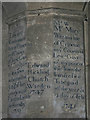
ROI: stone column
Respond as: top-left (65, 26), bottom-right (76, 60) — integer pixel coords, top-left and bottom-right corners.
top-left (2, 2), bottom-right (88, 118)
top-left (86, 2), bottom-right (90, 120)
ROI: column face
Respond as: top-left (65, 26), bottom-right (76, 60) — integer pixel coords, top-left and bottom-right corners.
top-left (7, 10), bottom-right (86, 118)
top-left (52, 16), bottom-right (85, 118)
top-left (8, 18), bottom-right (27, 118)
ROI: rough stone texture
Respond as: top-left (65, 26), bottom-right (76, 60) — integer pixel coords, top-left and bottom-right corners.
top-left (87, 2), bottom-right (90, 120)
top-left (52, 16), bottom-right (85, 118)
top-left (88, 2), bottom-right (90, 65)
top-left (26, 13), bottom-right (53, 118)
top-left (7, 10), bottom-right (86, 118)
top-left (26, 2), bottom-right (84, 11)
top-left (0, 2), bottom-right (2, 119)
top-left (83, 2), bottom-right (90, 120)
top-left (88, 65), bottom-right (90, 119)
top-left (2, 2), bottom-right (26, 18)
top-left (2, 2), bottom-right (89, 119)
top-left (2, 4), bottom-right (9, 118)
top-left (2, 2), bottom-right (85, 18)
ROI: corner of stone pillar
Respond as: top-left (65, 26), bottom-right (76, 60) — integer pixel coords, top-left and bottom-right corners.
top-left (84, 1), bottom-right (90, 120)
top-left (2, 2), bottom-right (27, 118)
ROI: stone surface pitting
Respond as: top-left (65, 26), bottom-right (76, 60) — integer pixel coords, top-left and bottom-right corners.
top-left (7, 10), bottom-right (86, 118)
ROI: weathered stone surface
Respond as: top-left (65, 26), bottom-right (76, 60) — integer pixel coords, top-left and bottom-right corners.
top-left (26, 2), bottom-right (84, 11)
top-left (0, 2), bottom-right (2, 119)
top-left (2, 4), bottom-right (8, 118)
top-left (2, 2), bottom-right (85, 18)
top-left (6, 8), bottom-right (86, 118)
top-left (87, 2), bottom-right (90, 119)
top-left (2, 2), bottom-right (26, 17)
top-left (52, 16), bottom-right (85, 118)
top-left (7, 18), bottom-right (27, 118)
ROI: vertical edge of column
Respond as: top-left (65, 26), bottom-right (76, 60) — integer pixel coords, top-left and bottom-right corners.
top-left (84, 16), bottom-right (88, 120)
top-left (88, 2), bottom-right (90, 120)
top-left (84, 1), bottom-right (90, 120)
top-left (2, 3), bottom-right (9, 119)
top-left (0, 1), bottom-right (2, 120)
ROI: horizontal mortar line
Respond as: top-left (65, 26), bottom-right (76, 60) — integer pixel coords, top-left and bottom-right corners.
top-left (27, 8), bottom-right (84, 17)
top-left (26, 12), bottom-right (84, 18)
top-left (6, 7), bottom-right (85, 20)
top-left (7, 12), bottom-right (84, 24)
top-left (26, 7), bottom-right (84, 13)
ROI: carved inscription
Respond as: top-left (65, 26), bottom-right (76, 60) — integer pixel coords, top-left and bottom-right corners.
top-left (8, 20), bottom-right (27, 117)
top-left (8, 16), bottom-right (86, 118)
top-left (53, 17), bottom-right (85, 117)
top-left (27, 62), bottom-right (50, 97)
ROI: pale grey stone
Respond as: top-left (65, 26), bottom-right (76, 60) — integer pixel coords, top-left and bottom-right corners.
top-left (2, 2), bottom-right (89, 119)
